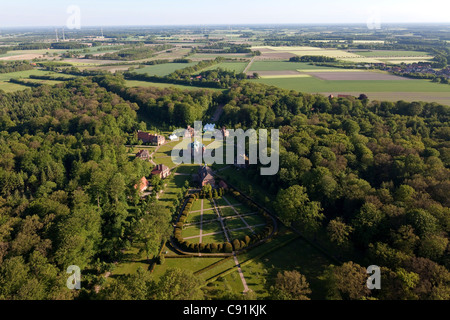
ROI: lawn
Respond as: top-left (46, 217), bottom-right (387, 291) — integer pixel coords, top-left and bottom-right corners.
top-left (201, 221), bottom-right (224, 234)
top-left (0, 69), bottom-right (57, 81)
top-left (0, 81), bottom-right (28, 92)
top-left (225, 217), bottom-right (249, 230)
top-left (220, 207), bottom-right (238, 217)
top-left (197, 62), bottom-right (249, 74)
top-left (152, 256), bottom-right (224, 280)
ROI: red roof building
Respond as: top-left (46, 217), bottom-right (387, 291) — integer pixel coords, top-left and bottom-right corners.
top-left (151, 164), bottom-right (171, 179)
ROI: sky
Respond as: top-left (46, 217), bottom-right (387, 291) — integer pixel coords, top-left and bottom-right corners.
top-left (0, 0), bottom-right (449, 27)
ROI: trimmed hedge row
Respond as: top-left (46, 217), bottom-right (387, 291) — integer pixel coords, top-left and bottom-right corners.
top-left (172, 188), bottom-right (276, 255)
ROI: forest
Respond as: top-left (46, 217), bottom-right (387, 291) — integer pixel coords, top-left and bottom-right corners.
top-left (0, 72), bottom-right (449, 299)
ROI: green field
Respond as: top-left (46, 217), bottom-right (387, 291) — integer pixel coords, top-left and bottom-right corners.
top-left (250, 61), bottom-right (338, 72)
top-left (134, 62), bottom-right (197, 76)
top-left (354, 50), bottom-right (431, 57)
top-left (198, 62), bottom-right (249, 74)
top-left (252, 77), bottom-right (450, 93)
top-left (125, 80), bottom-right (224, 92)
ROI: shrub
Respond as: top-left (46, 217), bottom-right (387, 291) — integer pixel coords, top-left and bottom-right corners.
top-left (224, 242), bottom-right (233, 253)
top-left (244, 235), bottom-right (251, 246)
top-left (211, 243), bottom-right (218, 253)
top-left (232, 239), bottom-right (241, 251)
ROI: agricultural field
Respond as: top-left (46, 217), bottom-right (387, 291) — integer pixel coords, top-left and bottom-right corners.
top-left (124, 80), bottom-right (225, 92)
top-left (252, 76), bottom-right (450, 105)
top-left (197, 61), bottom-right (249, 74)
top-left (134, 62), bottom-right (197, 76)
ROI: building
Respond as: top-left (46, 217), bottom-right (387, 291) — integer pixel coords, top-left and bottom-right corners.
top-left (151, 164), bottom-right (171, 179)
top-left (169, 134), bottom-right (179, 141)
top-left (184, 125), bottom-right (196, 138)
top-left (198, 165), bottom-right (215, 187)
top-left (136, 149), bottom-right (151, 160)
top-left (134, 176), bottom-right (149, 193)
top-left (137, 131), bottom-right (165, 146)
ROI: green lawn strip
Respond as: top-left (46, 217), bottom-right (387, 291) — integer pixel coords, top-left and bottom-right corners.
top-left (221, 207), bottom-right (239, 217)
top-left (215, 197), bottom-right (230, 207)
top-left (243, 214), bottom-right (267, 226)
top-left (154, 156), bottom-right (176, 168)
top-left (152, 257), bottom-right (223, 280)
top-left (182, 225), bottom-right (202, 238)
top-left (225, 217), bottom-right (249, 230)
top-left (201, 233), bottom-right (226, 244)
top-left (186, 210), bottom-right (203, 223)
top-left (201, 221), bottom-right (224, 235)
top-left (190, 200), bottom-right (203, 211)
top-left (0, 81), bottom-right (29, 92)
top-left (173, 164), bottom-right (199, 174)
top-left (233, 205), bottom-right (255, 215)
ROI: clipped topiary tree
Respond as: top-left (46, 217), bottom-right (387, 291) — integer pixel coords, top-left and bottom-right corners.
top-left (232, 239), bottom-right (241, 251)
top-left (224, 242), bottom-right (233, 253)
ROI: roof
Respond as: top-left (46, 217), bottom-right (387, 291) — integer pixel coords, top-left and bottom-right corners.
top-left (152, 164), bottom-right (170, 174)
top-left (134, 176), bottom-right (149, 192)
top-left (136, 149), bottom-right (150, 158)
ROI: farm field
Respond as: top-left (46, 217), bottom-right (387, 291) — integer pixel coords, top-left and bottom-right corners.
top-left (134, 62), bottom-right (197, 76)
top-left (252, 77), bottom-right (450, 104)
top-left (353, 50), bottom-right (431, 57)
top-left (197, 61), bottom-right (249, 74)
top-left (125, 80), bottom-right (225, 92)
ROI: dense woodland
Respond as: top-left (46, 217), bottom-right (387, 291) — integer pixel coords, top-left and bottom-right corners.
top-left (0, 70), bottom-right (449, 299)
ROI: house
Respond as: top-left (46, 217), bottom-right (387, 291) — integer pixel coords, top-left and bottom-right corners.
top-left (136, 149), bottom-right (151, 160)
top-left (151, 164), bottom-right (171, 179)
top-left (198, 165), bottom-right (215, 187)
top-left (184, 125), bottom-right (196, 138)
top-left (137, 131), bottom-right (165, 146)
top-left (134, 176), bottom-right (149, 193)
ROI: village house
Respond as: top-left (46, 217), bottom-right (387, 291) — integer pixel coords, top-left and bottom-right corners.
top-left (135, 149), bottom-right (151, 161)
top-left (134, 176), bottom-right (149, 193)
top-left (151, 164), bottom-right (171, 179)
top-left (198, 165), bottom-right (215, 187)
top-left (184, 125), bottom-right (196, 138)
top-left (137, 130), bottom-right (166, 146)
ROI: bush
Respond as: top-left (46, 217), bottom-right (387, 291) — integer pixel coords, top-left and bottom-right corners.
top-left (211, 243), bottom-right (218, 253)
top-left (224, 242), bottom-right (233, 253)
top-left (232, 239), bottom-right (241, 251)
